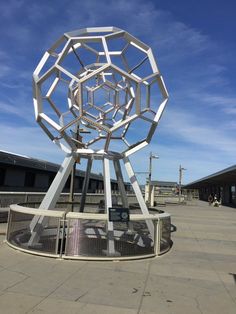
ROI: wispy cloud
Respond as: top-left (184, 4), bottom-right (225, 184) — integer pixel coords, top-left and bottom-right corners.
top-left (0, 65), bottom-right (11, 78)
top-left (0, 0), bottom-right (25, 18)
top-left (0, 0), bottom-right (235, 184)
top-left (0, 123), bottom-right (64, 162)
top-left (160, 108), bottom-right (236, 156)
top-left (201, 94), bottom-right (236, 113)
top-left (128, 141), bottom-right (231, 184)
top-left (0, 101), bottom-right (34, 123)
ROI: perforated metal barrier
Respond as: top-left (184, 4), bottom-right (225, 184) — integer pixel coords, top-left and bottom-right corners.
top-left (65, 218), bottom-right (154, 258)
top-left (6, 204), bottom-right (171, 260)
top-left (159, 215), bottom-right (172, 254)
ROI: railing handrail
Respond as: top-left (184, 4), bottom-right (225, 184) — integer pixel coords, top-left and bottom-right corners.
top-left (0, 191), bottom-right (135, 195)
top-left (66, 212), bottom-right (170, 220)
top-left (7, 203), bottom-right (172, 260)
top-left (9, 203), bottom-right (170, 221)
top-left (10, 204), bottom-right (65, 218)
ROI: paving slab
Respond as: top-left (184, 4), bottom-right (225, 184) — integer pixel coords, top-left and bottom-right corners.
top-left (0, 292), bottom-right (43, 314)
top-left (0, 208), bottom-right (9, 223)
top-left (50, 263), bottom-right (146, 309)
top-left (0, 223), bottom-right (7, 235)
top-left (0, 200), bottom-right (236, 313)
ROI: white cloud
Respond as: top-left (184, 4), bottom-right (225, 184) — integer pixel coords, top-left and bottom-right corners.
top-left (0, 0), bottom-right (25, 18)
top-left (0, 0), bottom-right (235, 185)
top-left (126, 140), bottom-right (232, 185)
top-left (161, 108), bottom-right (236, 155)
top-left (0, 101), bottom-right (33, 122)
top-left (0, 123), bottom-right (64, 163)
top-left (0, 65), bottom-right (11, 78)
top-left (200, 94), bottom-right (236, 113)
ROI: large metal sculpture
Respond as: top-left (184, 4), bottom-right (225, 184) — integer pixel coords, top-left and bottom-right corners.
top-left (30, 27), bottom-right (169, 254)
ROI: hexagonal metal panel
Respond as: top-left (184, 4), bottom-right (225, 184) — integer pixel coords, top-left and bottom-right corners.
top-left (33, 27), bottom-right (168, 155)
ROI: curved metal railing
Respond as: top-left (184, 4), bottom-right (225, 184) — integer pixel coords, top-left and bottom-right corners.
top-left (6, 203), bottom-right (171, 260)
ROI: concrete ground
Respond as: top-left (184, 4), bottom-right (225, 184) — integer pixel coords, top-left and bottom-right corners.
top-left (0, 200), bottom-right (235, 314)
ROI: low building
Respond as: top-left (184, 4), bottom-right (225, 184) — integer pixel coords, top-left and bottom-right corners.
top-left (0, 150), bottom-right (131, 194)
top-left (145, 181), bottom-right (178, 206)
top-left (185, 165), bottom-right (236, 206)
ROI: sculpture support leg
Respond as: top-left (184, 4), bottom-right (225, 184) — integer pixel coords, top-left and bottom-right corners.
top-left (113, 159), bottom-right (129, 208)
top-left (79, 157), bottom-right (93, 212)
top-left (103, 156), bottom-right (115, 255)
top-left (114, 158), bottom-right (134, 232)
top-left (123, 156), bottom-right (154, 239)
top-left (29, 154), bottom-right (76, 246)
top-left (39, 154), bottom-right (76, 210)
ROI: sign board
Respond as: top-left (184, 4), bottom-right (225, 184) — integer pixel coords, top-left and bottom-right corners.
top-left (108, 207), bottom-right (130, 222)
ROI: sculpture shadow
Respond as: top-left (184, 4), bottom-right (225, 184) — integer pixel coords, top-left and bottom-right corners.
top-left (171, 224), bottom-right (177, 233)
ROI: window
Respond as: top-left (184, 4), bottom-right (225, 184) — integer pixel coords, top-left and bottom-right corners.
top-left (231, 185), bottom-right (236, 200)
top-left (24, 172), bottom-right (36, 187)
top-left (0, 167), bottom-right (5, 185)
top-left (48, 174), bottom-right (55, 186)
top-left (78, 177), bottom-right (84, 189)
top-left (65, 176), bottom-right (71, 189)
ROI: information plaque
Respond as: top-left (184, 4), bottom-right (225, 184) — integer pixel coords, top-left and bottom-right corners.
top-left (108, 207), bottom-right (130, 222)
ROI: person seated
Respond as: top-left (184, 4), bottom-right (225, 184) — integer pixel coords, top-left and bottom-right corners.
top-left (213, 195), bottom-right (219, 207)
top-left (208, 194), bottom-right (213, 205)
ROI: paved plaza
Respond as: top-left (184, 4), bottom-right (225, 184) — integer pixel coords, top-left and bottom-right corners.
top-left (0, 200), bottom-right (235, 313)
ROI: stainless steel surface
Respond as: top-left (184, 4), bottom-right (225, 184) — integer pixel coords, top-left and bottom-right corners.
top-left (6, 204), bottom-right (171, 260)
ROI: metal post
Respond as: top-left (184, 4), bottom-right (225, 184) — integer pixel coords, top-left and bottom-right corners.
top-left (123, 156), bottom-right (154, 239)
top-left (178, 165), bottom-right (181, 203)
top-left (178, 165), bottom-right (186, 203)
top-left (154, 219), bottom-right (160, 256)
top-left (158, 218), bottom-right (162, 254)
top-left (29, 153), bottom-right (76, 246)
top-left (68, 126), bottom-right (83, 212)
top-left (68, 163), bottom-right (76, 212)
top-left (79, 157), bottom-right (93, 212)
top-left (148, 152), bottom-right (159, 206)
top-left (113, 158), bottom-right (134, 233)
top-left (103, 156), bottom-right (116, 256)
top-left (148, 152), bottom-right (152, 206)
top-left (113, 159), bottom-right (129, 208)
top-left (39, 154), bottom-right (76, 210)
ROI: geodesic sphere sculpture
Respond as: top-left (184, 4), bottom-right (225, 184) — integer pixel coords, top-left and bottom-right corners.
top-left (33, 27), bottom-right (168, 155)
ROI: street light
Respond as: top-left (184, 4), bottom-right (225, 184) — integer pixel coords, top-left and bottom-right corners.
top-left (178, 165), bottom-right (186, 203)
top-left (148, 152), bottom-right (159, 206)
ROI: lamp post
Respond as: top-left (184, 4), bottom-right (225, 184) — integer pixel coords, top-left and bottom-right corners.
top-left (148, 152), bottom-right (159, 206)
top-left (178, 165), bottom-right (186, 203)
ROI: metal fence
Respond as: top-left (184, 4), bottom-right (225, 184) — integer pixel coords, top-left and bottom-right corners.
top-left (0, 192), bottom-right (137, 208)
top-left (6, 204), bottom-right (171, 260)
top-left (159, 214), bottom-right (172, 254)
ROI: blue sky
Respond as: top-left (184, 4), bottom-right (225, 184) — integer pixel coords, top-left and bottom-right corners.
top-left (1, 0), bottom-right (236, 185)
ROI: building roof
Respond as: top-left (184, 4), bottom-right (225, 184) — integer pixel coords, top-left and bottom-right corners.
top-left (185, 164), bottom-right (236, 188)
top-left (0, 150), bottom-right (121, 183)
top-left (0, 150), bottom-right (59, 172)
top-left (151, 180), bottom-right (177, 187)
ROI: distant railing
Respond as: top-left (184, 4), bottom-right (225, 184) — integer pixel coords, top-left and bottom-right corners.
top-left (6, 203), bottom-right (172, 260)
top-left (0, 192), bottom-right (137, 208)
